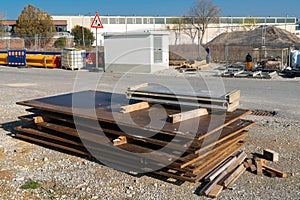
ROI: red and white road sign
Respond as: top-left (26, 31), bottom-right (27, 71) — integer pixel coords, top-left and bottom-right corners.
top-left (91, 12), bottom-right (104, 28)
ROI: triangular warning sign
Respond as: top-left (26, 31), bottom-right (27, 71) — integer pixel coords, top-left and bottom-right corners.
top-left (91, 12), bottom-right (104, 28)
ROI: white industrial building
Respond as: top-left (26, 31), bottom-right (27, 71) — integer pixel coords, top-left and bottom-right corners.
top-left (52, 15), bottom-right (299, 46)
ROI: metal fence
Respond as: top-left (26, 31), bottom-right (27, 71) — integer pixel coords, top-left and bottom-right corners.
top-left (207, 43), bottom-right (292, 70)
top-left (0, 34), bottom-right (75, 51)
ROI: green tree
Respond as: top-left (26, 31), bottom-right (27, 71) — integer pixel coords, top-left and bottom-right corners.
top-left (54, 37), bottom-right (66, 48)
top-left (71, 25), bottom-right (95, 47)
top-left (0, 13), bottom-right (5, 36)
top-left (189, 0), bottom-right (221, 44)
top-left (15, 4), bottom-right (56, 48)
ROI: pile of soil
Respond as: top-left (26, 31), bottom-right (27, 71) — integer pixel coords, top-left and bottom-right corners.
top-left (207, 26), bottom-right (300, 46)
top-left (205, 26), bottom-right (300, 62)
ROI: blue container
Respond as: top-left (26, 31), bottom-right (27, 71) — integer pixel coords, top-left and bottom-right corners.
top-left (7, 50), bottom-right (26, 66)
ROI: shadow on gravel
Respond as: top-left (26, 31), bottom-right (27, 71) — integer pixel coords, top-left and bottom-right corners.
top-left (1, 119), bottom-right (186, 186)
top-left (251, 152), bottom-right (264, 159)
top-left (0, 120), bottom-right (22, 135)
top-left (194, 182), bottom-right (207, 196)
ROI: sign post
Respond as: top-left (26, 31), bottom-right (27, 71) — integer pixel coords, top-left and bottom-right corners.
top-left (90, 11), bottom-right (104, 71)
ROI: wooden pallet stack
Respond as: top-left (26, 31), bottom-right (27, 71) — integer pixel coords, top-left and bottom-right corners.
top-left (14, 87), bottom-right (254, 188)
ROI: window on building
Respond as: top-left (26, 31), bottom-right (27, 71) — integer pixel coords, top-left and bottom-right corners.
top-left (143, 18), bottom-right (154, 24)
top-left (119, 18), bottom-right (125, 24)
top-left (232, 18), bottom-right (243, 24)
top-left (127, 18), bottom-right (135, 24)
top-left (136, 18), bottom-right (142, 24)
top-left (55, 25), bottom-right (67, 32)
top-left (266, 18), bottom-right (276, 23)
top-left (101, 18), bottom-right (108, 24)
top-left (155, 18), bottom-right (165, 24)
top-left (255, 18), bottom-right (266, 24)
top-left (109, 18), bottom-right (118, 24)
top-left (221, 18), bottom-right (232, 24)
top-left (286, 18), bottom-right (296, 23)
top-left (277, 18), bottom-right (286, 23)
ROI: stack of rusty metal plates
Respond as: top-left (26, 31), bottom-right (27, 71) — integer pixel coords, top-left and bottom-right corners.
top-left (14, 89), bottom-right (255, 183)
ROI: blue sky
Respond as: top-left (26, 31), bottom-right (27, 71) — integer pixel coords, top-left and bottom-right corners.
top-left (2, 0), bottom-right (299, 19)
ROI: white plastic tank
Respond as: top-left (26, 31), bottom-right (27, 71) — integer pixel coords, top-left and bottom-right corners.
top-left (62, 48), bottom-right (86, 70)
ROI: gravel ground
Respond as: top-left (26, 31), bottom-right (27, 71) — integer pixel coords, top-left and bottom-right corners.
top-left (0, 65), bottom-right (299, 200)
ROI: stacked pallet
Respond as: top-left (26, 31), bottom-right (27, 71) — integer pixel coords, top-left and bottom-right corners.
top-left (14, 89), bottom-right (254, 184)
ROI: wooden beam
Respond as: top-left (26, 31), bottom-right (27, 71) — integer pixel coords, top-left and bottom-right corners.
top-left (200, 171), bottom-right (228, 196)
top-left (254, 159), bottom-right (263, 176)
top-left (262, 163), bottom-right (287, 178)
top-left (264, 169), bottom-right (276, 178)
top-left (204, 156), bottom-right (237, 182)
top-left (120, 102), bottom-right (149, 113)
top-left (113, 136), bottom-right (127, 146)
top-left (33, 116), bottom-right (44, 123)
top-left (168, 108), bottom-right (208, 123)
top-left (207, 184), bottom-right (223, 198)
top-left (226, 167), bottom-right (246, 188)
top-left (222, 164), bottom-right (245, 187)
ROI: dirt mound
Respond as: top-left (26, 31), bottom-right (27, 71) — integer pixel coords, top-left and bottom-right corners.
top-left (208, 26), bottom-right (300, 46)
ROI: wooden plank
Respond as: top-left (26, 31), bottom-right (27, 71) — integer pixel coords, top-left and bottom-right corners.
top-left (223, 151), bottom-right (247, 174)
top-left (180, 130), bottom-right (249, 169)
top-left (197, 109), bottom-right (252, 140)
top-left (207, 184), bottom-right (223, 198)
top-left (264, 169), bottom-right (276, 178)
top-left (120, 102), bottom-right (149, 113)
top-left (261, 163), bottom-right (287, 178)
top-left (204, 156), bottom-right (237, 182)
top-left (194, 141), bottom-right (246, 182)
top-left (113, 136), bottom-right (127, 146)
top-left (154, 142), bottom-right (246, 183)
top-left (200, 171), bottom-right (227, 196)
top-left (33, 116), bottom-right (44, 123)
top-left (255, 159), bottom-right (263, 176)
top-left (222, 164), bottom-right (245, 187)
top-left (194, 120), bottom-right (254, 153)
top-left (189, 142), bottom-right (246, 175)
top-left (168, 108), bottom-right (208, 123)
top-left (226, 167), bottom-right (246, 188)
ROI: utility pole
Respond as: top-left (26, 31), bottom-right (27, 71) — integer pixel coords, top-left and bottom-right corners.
top-left (82, 13), bottom-right (91, 47)
top-left (197, 26), bottom-right (202, 61)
